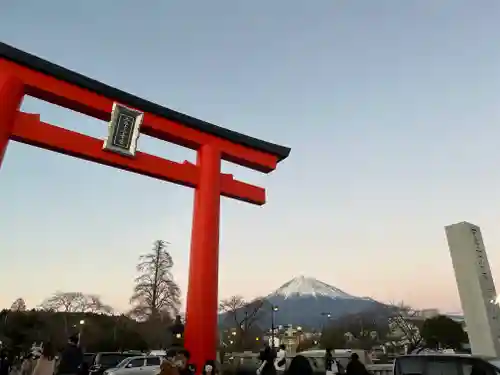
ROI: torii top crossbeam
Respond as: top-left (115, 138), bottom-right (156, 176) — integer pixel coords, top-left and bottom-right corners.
top-left (0, 41), bottom-right (290, 373)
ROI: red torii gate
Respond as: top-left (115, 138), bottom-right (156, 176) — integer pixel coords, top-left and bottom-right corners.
top-left (0, 42), bottom-right (290, 370)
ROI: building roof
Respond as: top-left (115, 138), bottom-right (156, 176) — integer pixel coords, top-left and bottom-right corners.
top-left (0, 42), bottom-right (291, 162)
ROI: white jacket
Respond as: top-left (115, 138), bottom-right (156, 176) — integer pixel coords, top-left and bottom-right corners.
top-left (274, 349), bottom-right (286, 371)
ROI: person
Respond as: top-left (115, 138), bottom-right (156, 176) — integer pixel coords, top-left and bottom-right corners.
top-left (274, 345), bottom-right (286, 374)
top-left (165, 349), bottom-right (178, 363)
top-left (159, 358), bottom-right (179, 375)
top-left (325, 348), bottom-right (340, 375)
top-left (56, 336), bottom-right (83, 375)
top-left (173, 349), bottom-right (193, 375)
top-left (345, 353), bottom-right (369, 375)
top-left (20, 355), bottom-right (34, 375)
top-left (257, 345), bottom-right (276, 375)
top-left (201, 360), bottom-right (217, 375)
top-left (286, 355), bottom-right (312, 375)
top-left (0, 350), bottom-right (10, 375)
top-left (32, 343), bottom-right (56, 375)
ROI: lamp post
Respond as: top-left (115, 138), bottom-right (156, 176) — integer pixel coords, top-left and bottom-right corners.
top-left (78, 320), bottom-right (85, 346)
top-left (320, 312), bottom-right (331, 330)
top-left (296, 326), bottom-right (303, 348)
top-left (271, 305), bottom-right (279, 349)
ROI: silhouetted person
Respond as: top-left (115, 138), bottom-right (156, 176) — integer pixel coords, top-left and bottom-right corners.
top-left (325, 348), bottom-right (340, 375)
top-left (286, 355), bottom-right (312, 375)
top-left (56, 336), bottom-right (83, 375)
top-left (257, 345), bottom-right (276, 375)
top-left (345, 353), bottom-right (369, 375)
top-left (0, 350), bottom-right (10, 375)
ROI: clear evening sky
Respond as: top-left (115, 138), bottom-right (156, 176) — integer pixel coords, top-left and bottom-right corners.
top-left (0, 1), bottom-right (499, 314)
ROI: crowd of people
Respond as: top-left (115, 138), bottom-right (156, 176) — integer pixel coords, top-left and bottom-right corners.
top-left (0, 336), bottom-right (218, 375)
top-left (256, 344), bottom-right (371, 375)
top-left (1, 336), bottom-right (372, 375)
top-left (159, 348), bottom-right (217, 375)
top-left (0, 335), bottom-right (217, 375)
top-left (0, 335), bottom-right (84, 375)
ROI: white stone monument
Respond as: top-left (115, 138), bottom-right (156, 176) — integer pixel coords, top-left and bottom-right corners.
top-left (445, 221), bottom-right (500, 357)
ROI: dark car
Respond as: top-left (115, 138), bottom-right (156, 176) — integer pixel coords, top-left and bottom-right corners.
top-left (394, 353), bottom-right (500, 375)
top-left (88, 352), bottom-right (143, 375)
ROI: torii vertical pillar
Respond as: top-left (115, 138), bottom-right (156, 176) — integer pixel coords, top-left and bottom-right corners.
top-left (184, 144), bottom-right (222, 368)
top-left (0, 74), bottom-right (23, 167)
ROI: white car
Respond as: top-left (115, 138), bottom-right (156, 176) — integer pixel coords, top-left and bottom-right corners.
top-left (103, 356), bottom-right (163, 375)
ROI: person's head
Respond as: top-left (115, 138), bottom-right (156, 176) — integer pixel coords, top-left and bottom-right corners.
top-left (263, 345), bottom-right (272, 356)
top-left (350, 353), bottom-right (359, 362)
top-left (202, 360), bottom-right (216, 375)
top-left (68, 335), bottom-right (79, 346)
top-left (42, 342), bottom-right (55, 360)
top-left (174, 349), bottom-right (190, 369)
top-left (286, 355), bottom-right (312, 375)
top-left (325, 348), bottom-right (332, 355)
top-left (166, 349), bottom-right (178, 362)
top-left (279, 344), bottom-right (286, 351)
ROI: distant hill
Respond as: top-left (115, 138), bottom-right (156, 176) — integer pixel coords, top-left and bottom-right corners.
top-left (220, 276), bottom-right (388, 329)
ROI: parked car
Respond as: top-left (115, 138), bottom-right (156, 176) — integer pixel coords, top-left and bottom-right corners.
top-left (103, 356), bottom-right (163, 375)
top-left (394, 353), bottom-right (500, 375)
top-left (88, 352), bottom-right (144, 375)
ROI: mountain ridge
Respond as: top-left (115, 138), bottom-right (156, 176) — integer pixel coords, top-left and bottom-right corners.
top-left (267, 275), bottom-right (359, 300)
top-left (220, 275), bottom-right (385, 328)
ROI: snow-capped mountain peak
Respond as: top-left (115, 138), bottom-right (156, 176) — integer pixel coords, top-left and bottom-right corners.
top-left (269, 276), bottom-right (357, 300)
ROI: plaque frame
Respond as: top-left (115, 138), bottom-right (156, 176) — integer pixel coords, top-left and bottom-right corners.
top-left (103, 102), bottom-right (143, 157)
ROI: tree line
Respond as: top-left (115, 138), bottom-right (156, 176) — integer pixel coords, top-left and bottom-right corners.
top-left (0, 240), bottom-right (181, 352)
top-left (313, 303), bottom-right (468, 354)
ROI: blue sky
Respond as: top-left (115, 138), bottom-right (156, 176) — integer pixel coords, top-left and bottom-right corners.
top-left (0, 0), bottom-right (499, 313)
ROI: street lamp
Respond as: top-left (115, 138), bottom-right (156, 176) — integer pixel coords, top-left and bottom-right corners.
top-left (271, 305), bottom-right (279, 349)
top-left (321, 312), bottom-right (331, 330)
top-left (296, 326), bottom-right (303, 347)
top-left (78, 320), bottom-right (85, 346)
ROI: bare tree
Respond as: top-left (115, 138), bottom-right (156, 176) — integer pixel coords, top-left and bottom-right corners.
top-left (387, 302), bottom-right (423, 352)
top-left (10, 298), bottom-right (27, 312)
top-left (41, 292), bottom-right (87, 313)
top-left (129, 240), bottom-right (181, 321)
top-left (40, 292), bottom-right (113, 334)
top-left (219, 295), bottom-right (266, 349)
top-left (84, 294), bottom-right (114, 314)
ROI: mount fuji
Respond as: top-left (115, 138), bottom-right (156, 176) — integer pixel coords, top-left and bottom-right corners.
top-left (265, 276), bottom-right (384, 327)
top-left (220, 276), bottom-right (385, 329)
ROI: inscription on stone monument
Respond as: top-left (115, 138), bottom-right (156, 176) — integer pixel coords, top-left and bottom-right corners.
top-left (103, 103), bottom-right (144, 157)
